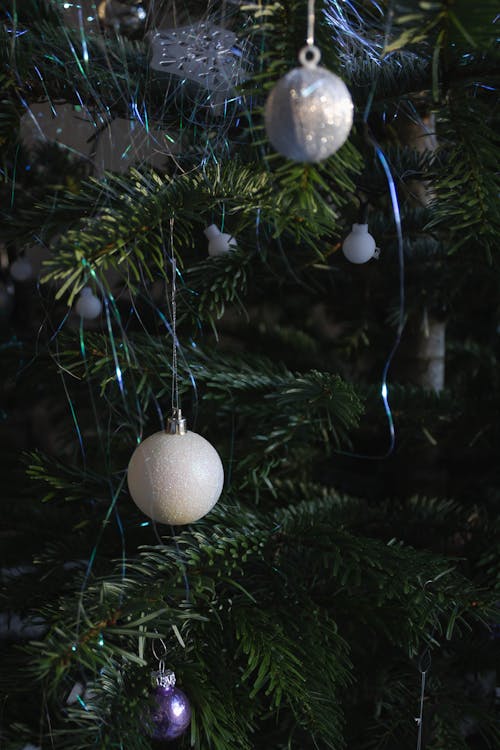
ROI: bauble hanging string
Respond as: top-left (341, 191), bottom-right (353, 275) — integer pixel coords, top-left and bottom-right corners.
top-left (127, 218), bottom-right (224, 525)
top-left (264, 0), bottom-right (354, 163)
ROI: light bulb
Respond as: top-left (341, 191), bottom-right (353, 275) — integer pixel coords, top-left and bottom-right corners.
top-left (204, 225), bottom-right (237, 257)
top-left (75, 287), bottom-right (102, 319)
top-left (10, 257), bottom-right (33, 282)
top-left (342, 223), bottom-right (377, 264)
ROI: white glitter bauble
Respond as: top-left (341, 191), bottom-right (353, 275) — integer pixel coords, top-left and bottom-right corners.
top-left (265, 49), bottom-right (353, 163)
top-left (342, 223), bottom-right (377, 264)
top-left (75, 287), bottom-right (102, 320)
top-left (127, 430), bottom-right (224, 525)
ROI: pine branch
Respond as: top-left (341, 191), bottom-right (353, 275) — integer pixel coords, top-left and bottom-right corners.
top-left (428, 96), bottom-right (500, 259)
top-left (11, 500), bottom-right (494, 748)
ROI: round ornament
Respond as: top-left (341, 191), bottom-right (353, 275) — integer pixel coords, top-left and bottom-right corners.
top-left (204, 224), bottom-right (237, 257)
top-left (342, 223), bottom-right (377, 264)
top-left (264, 45), bottom-right (353, 163)
top-left (75, 287), bottom-right (103, 320)
top-left (98, 0), bottom-right (148, 37)
top-left (10, 257), bottom-right (33, 282)
top-left (150, 668), bottom-right (191, 741)
top-left (127, 410), bottom-right (224, 525)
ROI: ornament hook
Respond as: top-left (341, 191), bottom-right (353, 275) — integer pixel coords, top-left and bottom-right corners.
top-left (151, 636), bottom-right (176, 687)
top-left (152, 636), bottom-right (168, 669)
top-left (300, 0), bottom-right (320, 67)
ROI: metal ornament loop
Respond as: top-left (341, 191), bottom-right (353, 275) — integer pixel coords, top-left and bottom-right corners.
top-left (298, 44), bottom-right (321, 69)
top-left (151, 636), bottom-right (177, 689)
top-left (152, 637), bottom-right (168, 663)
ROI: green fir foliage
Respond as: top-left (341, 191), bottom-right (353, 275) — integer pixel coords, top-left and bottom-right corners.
top-left (0, 1), bottom-right (499, 749)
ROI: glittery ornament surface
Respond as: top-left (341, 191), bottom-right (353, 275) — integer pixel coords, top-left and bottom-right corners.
top-left (265, 65), bottom-right (353, 163)
top-left (151, 685), bottom-right (191, 741)
top-left (149, 22), bottom-right (248, 101)
top-left (127, 430), bottom-right (224, 525)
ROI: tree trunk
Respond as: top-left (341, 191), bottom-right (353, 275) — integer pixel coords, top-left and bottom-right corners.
top-left (396, 110), bottom-right (446, 392)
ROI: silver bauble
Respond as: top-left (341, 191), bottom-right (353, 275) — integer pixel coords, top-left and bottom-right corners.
top-left (265, 55), bottom-right (353, 163)
top-left (98, 0), bottom-right (147, 36)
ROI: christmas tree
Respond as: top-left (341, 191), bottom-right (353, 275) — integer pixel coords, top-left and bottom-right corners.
top-left (1, 1), bottom-right (499, 748)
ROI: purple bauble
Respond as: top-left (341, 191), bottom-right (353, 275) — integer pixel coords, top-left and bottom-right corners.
top-left (151, 685), bottom-right (191, 741)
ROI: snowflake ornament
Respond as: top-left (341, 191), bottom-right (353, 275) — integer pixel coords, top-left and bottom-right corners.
top-left (149, 22), bottom-right (248, 104)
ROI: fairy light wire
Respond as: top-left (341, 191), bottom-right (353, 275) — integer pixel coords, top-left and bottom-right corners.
top-left (360, 0), bottom-right (405, 459)
top-left (416, 648), bottom-right (431, 750)
top-left (369, 138), bottom-right (405, 457)
top-left (416, 668), bottom-right (427, 750)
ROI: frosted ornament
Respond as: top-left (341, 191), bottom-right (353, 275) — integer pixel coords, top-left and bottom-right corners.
top-left (265, 45), bottom-right (353, 163)
top-left (75, 287), bottom-right (103, 320)
top-left (204, 224), bottom-right (237, 257)
top-left (127, 410), bottom-right (224, 525)
top-left (149, 22), bottom-right (248, 105)
top-left (10, 257), bottom-right (33, 282)
top-left (342, 223), bottom-right (378, 264)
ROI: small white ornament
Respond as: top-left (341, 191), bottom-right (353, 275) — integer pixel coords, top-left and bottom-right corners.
top-left (342, 223), bottom-right (378, 264)
top-left (149, 22), bottom-right (248, 105)
top-left (75, 287), bottom-right (102, 320)
top-left (265, 45), bottom-right (353, 163)
top-left (10, 257), bottom-right (33, 282)
top-left (127, 410), bottom-right (224, 525)
top-left (204, 224), bottom-right (237, 257)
